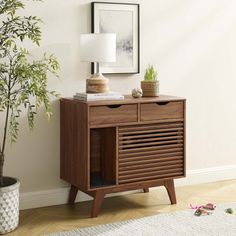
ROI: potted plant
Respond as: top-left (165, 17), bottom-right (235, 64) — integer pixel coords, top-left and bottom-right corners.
top-left (141, 64), bottom-right (159, 97)
top-left (0, 0), bottom-right (59, 233)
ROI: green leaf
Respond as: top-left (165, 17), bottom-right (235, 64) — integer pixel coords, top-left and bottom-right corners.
top-left (0, 0), bottom-right (60, 147)
top-left (144, 64), bottom-right (158, 81)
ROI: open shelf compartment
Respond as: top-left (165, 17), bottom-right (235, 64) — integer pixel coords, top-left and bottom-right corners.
top-left (90, 127), bottom-right (117, 188)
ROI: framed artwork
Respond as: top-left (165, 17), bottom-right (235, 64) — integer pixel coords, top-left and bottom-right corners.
top-left (91, 2), bottom-right (140, 74)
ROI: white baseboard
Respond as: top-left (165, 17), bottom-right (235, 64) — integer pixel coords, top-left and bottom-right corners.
top-left (176, 164), bottom-right (236, 186)
top-left (20, 165), bottom-right (236, 210)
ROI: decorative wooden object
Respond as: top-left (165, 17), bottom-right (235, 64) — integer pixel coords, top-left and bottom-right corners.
top-left (60, 95), bottom-right (186, 217)
top-left (86, 74), bottom-right (109, 93)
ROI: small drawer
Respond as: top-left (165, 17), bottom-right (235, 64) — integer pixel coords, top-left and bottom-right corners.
top-left (90, 104), bottom-right (138, 126)
top-left (141, 101), bottom-right (184, 121)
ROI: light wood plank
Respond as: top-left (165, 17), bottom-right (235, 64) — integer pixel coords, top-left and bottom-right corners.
top-left (8, 180), bottom-right (236, 236)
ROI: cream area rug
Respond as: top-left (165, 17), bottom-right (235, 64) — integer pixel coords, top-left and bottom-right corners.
top-left (48, 203), bottom-right (236, 236)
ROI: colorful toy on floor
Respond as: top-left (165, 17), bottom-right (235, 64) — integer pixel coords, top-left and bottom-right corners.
top-left (190, 204), bottom-right (203, 210)
top-left (191, 203), bottom-right (235, 216)
top-left (191, 203), bottom-right (216, 216)
top-left (225, 208), bottom-right (234, 214)
top-left (194, 208), bottom-right (212, 216)
top-left (202, 203), bottom-right (216, 210)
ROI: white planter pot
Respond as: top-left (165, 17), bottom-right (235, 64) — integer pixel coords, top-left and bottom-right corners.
top-left (0, 177), bottom-right (20, 234)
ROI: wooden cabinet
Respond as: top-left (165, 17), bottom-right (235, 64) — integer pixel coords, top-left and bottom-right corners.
top-left (60, 95), bottom-right (186, 217)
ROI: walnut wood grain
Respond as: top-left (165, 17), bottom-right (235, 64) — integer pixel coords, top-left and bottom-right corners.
top-left (119, 169), bottom-right (183, 181)
top-left (119, 164), bottom-right (183, 175)
top-left (89, 104), bottom-right (138, 126)
top-left (118, 173), bottom-right (183, 184)
top-left (60, 95), bottom-right (186, 217)
top-left (119, 143), bottom-right (184, 154)
top-left (90, 118), bottom-right (184, 129)
top-left (101, 128), bottom-right (117, 184)
top-left (119, 152), bottom-right (183, 161)
top-left (90, 129), bottom-right (102, 173)
top-left (90, 128), bottom-right (117, 188)
top-left (143, 187), bottom-right (149, 193)
top-left (140, 101), bottom-right (184, 121)
top-left (68, 185), bottom-right (79, 204)
top-left (119, 122), bottom-right (183, 132)
top-left (64, 95), bottom-right (185, 106)
top-left (119, 147), bottom-right (184, 158)
top-left (119, 159), bottom-right (184, 169)
top-left (91, 190), bottom-right (106, 218)
top-left (91, 179), bottom-right (166, 193)
top-left (60, 99), bottom-right (88, 190)
top-left (164, 179), bottom-right (177, 204)
top-left (118, 121), bottom-right (184, 185)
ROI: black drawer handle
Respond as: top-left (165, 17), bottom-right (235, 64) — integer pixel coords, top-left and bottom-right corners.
top-left (156, 102), bottom-right (169, 106)
top-left (107, 105), bottom-right (122, 109)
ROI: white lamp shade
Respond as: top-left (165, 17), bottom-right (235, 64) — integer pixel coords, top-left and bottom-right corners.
top-left (80, 33), bottom-right (116, 63)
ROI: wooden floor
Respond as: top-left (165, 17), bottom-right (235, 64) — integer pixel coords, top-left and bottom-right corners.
top-left (9, 179), bottom-right (236, 236)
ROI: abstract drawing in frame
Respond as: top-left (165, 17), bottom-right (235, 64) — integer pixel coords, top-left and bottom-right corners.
top-left (91, 2), bottom-right (140, 74)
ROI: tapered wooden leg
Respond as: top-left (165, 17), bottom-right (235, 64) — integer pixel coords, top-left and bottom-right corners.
top-left (68, 185), bottom-right (79, 204)
top-left (91, 190), bottom-right (105, 218)
top-left (143, 187), bottom-right (149, 193)
top-left (164, 179), bottom-right (177, 204)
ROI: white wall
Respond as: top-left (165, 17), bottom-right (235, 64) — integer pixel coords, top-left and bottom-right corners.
top-left (1, 0), bottom-right (236, 205)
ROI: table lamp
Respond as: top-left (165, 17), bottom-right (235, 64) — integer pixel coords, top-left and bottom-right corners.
top-left (80, 33), bottom-right (116, 93)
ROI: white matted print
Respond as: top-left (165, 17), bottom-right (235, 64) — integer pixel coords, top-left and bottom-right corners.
top-left (92, 2), bottom-right (140, 74)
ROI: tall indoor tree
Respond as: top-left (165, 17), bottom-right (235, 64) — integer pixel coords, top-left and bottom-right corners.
top-left (0, 0), bottom-right (59, 187)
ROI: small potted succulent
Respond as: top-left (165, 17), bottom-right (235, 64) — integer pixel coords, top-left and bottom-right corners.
top-left (0, 0), bottom-right (59, 233)
top-left (141, 64), bottom-right (159, 97)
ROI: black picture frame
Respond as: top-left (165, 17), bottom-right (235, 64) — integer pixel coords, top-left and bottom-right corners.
top-left (91, 2), bottom-right (140, 74)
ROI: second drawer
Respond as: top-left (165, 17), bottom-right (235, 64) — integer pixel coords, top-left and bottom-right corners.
top-left (90, 104), bottom-right (138, 126)
top-left (140, 101), bottom-right (184, 121)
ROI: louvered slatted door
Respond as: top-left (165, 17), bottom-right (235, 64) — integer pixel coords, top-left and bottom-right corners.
top-left (118, 121), bottom-right (185, 184)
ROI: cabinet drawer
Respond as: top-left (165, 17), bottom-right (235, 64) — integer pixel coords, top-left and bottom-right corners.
top-left (90, 104), bottom-right (138, 126)
top-left (140, 101), bottom-right (184, 121)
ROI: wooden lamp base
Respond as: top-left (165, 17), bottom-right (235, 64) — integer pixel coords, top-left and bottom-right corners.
top-left (86, 73), bottom-right (109, 93)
